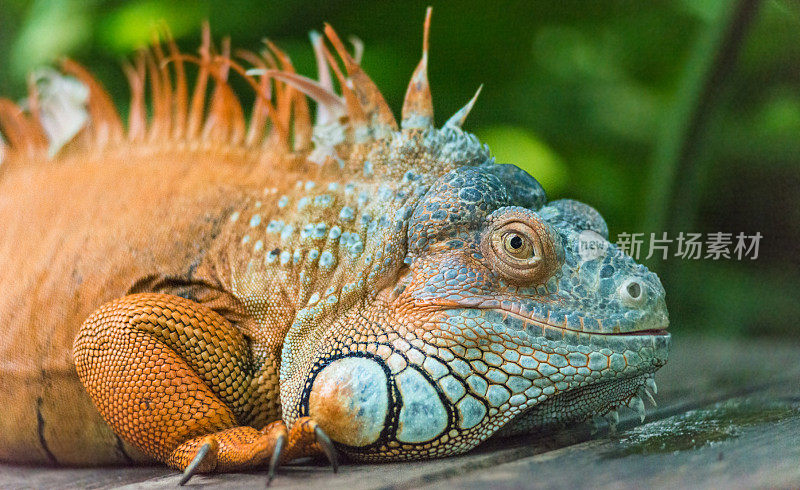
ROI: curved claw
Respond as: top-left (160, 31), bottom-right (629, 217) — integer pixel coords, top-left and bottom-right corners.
top-left (179, 441), bottom-right (212, 486)
top-left (314, 426), bottom-right (339, 473)
top-left (266, 433), bottom-right (287, 487)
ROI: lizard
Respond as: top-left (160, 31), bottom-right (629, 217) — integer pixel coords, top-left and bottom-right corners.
top-left (0, 8), bottom-right (670, 484)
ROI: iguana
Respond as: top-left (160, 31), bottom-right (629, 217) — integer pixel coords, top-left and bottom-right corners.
top-left (0, 9), bottom-right (670, 484)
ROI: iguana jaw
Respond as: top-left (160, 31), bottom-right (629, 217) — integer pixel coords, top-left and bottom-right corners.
top-left (434, 305), bottom-right (670, 438)
top-left (310, 305), bottom-right (670, 462)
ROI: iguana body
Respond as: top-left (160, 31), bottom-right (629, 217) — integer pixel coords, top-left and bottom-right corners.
top-left (0, 10), bottom-right (670, 480)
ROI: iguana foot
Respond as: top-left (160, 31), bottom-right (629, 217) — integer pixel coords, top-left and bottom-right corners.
top-left (270, 417), bottom-right (339, 483)
top-left (173, 425), bottom-right (283, 485)
top-left (175, 418), bottom-right (338, 486)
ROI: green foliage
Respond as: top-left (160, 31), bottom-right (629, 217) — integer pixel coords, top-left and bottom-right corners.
top-left (10, 0), bottom-right (91, 79)
top-left (0, 0), bottom-right (798, 338)
top-left (98, 0), bottom-right (207, 54)
top-left (477, 126), bottom-right (568, 195)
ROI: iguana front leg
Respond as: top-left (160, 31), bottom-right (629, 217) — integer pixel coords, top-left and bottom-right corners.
top-left (73, 293), bottom-right (336, 483)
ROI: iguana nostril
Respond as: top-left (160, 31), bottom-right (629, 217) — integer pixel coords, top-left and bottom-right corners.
top-left (619, 278), bottom-right (646, 306)
top-left (627, 281), bottom-right (641, 299)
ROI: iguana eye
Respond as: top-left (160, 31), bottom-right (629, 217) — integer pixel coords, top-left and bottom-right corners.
top-left (482, 209), bottom-right (559, 285)
top-left (490, 222), bottom-right (542, 268)
top-left (502, 232), bottom-right (534, 259)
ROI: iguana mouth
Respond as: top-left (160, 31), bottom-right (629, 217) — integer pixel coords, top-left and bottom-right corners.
top-left (492, 309), bottom-right (670, 337)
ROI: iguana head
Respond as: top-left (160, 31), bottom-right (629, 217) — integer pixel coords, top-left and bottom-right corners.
top-left (276, 11), bottom-right (670, 462)
top-left (282, 150), bottom-right (669, 461)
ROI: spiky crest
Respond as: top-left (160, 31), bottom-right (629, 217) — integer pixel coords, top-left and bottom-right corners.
top-left (402, 7), bottom-right (434, 129)
top-left (323, 24), bottom-right (398, 136)
top-left (444, 85), bottom-right (483, 129)
top-left (0, 8), bottom-right (489, 174)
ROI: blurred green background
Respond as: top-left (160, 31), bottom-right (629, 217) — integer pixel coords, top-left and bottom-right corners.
top-left (1, 0), bottom-right (798, 338)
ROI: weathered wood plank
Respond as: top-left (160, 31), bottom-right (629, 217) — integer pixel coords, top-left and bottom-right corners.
top-left (428, 395), bottom-right (800, 490)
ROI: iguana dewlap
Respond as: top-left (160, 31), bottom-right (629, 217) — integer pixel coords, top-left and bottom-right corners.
top-left (0, 10), bottom-right (669, 482)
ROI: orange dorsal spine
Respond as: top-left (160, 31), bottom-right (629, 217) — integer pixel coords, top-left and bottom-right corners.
top-left (0, 9), bottom-right (483, 179)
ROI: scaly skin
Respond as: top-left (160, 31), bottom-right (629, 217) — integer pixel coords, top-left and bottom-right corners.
top-left (0, 10), bottom-right (669, 481)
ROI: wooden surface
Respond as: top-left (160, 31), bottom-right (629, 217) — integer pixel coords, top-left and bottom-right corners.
top-left (2, 334), bottom-right (799, 489)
